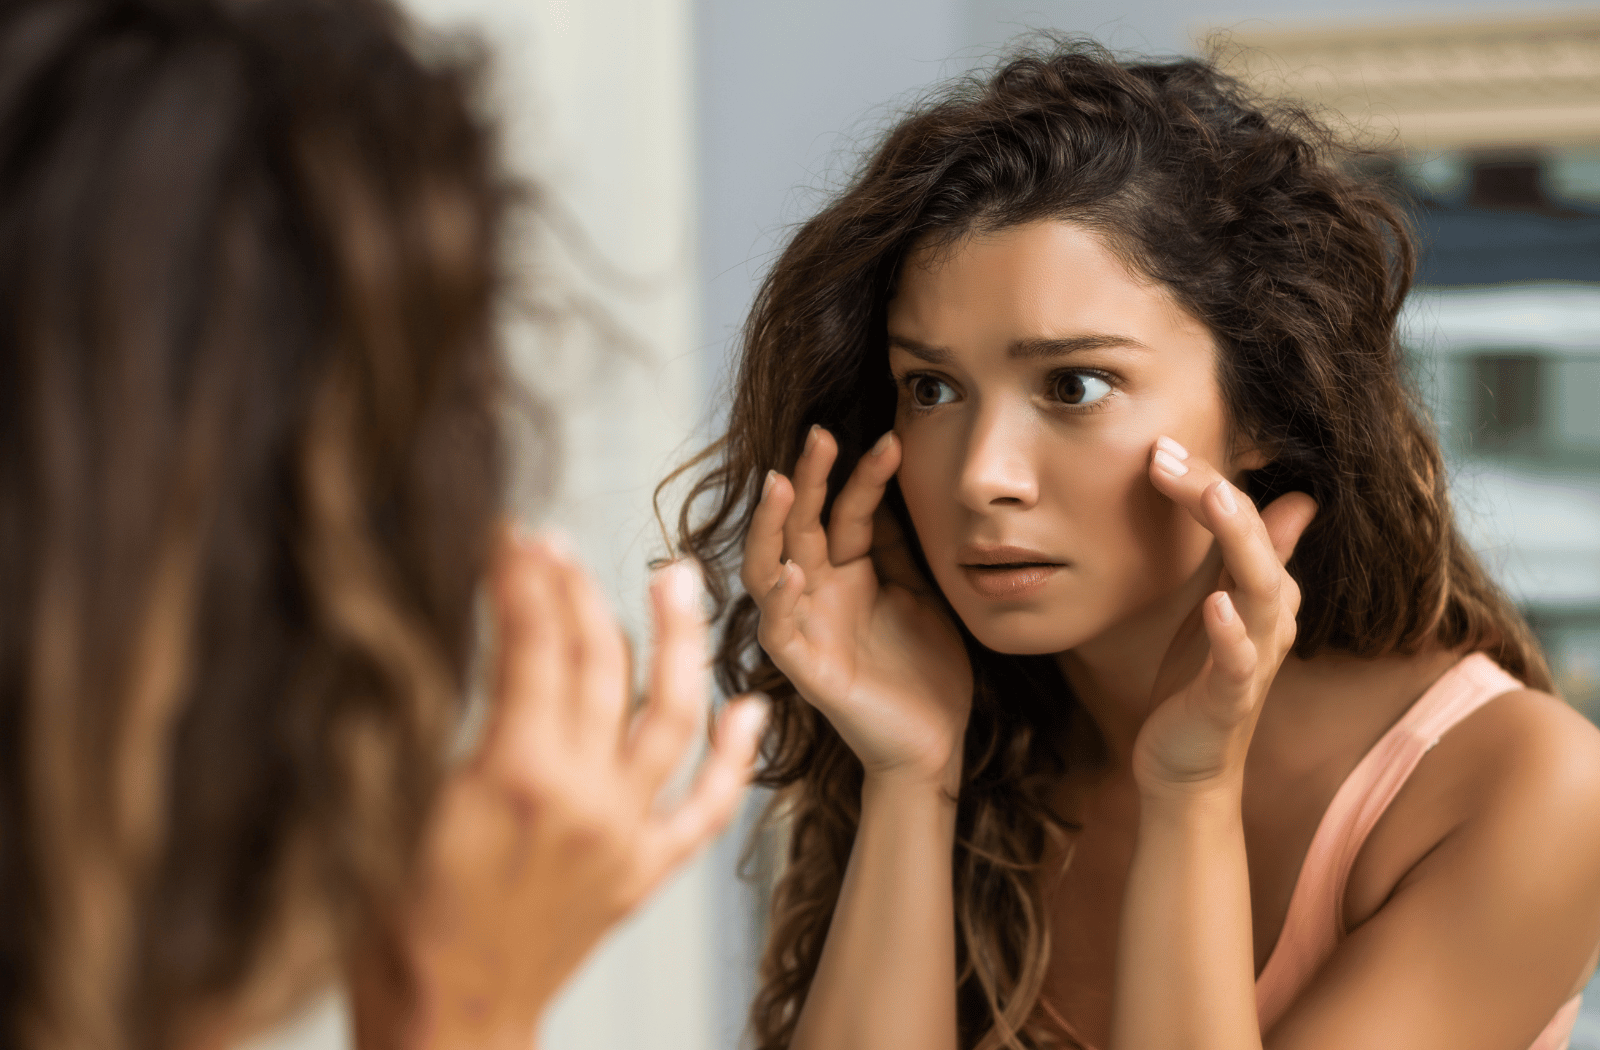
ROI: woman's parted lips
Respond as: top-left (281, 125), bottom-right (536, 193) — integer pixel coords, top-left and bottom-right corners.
top-left (956, 544), bottom-right (1068, 568)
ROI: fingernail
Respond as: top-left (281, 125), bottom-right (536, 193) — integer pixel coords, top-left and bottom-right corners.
top-left (739, 694), bottom-right (771, 735)
top-left (1214, 591), bottom-right (1235, 624)
top-left (662, 559), bottom-right (702, 610)
top-left (778, 559), bottom-right (796, 587)
top-left (805, 424), bottom-right (820, 451)
top-left (1153, 449), bottom-right (1188, 477)
top-left (869, 431), bottom-right (894, 456)
top-left (1215, 480), bottom-right (1239, 514)
top-left (762, 469), bottom-right (776, 499)
top-left (1156, 436), bottom-right (1189, 460)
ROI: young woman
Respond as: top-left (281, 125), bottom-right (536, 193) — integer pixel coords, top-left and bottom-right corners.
top-left (674, 43), bottom-right (1600, 1050)
top-left (0, 1), bottom-right (764, 1049)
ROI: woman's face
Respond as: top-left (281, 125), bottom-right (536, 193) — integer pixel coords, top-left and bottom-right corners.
top-left (888, 219), bottom-right (1258, 656)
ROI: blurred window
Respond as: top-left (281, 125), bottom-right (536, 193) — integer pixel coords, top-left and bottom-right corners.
top-left (1468, 159), bottom-right (1547, 211)
top-left (1554, 359), bottom-right (1600, 453)
top-left (1470, 353), bottom-right (1543, 453)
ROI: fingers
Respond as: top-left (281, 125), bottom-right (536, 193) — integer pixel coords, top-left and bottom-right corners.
top-left (754, 559), bottom-right (805, 663)
top-left (483, 528), bottom-right (573, 776)
top-left (1202, 590), bottom-right (1259, 726)
top-left (827, 431), bottom-right (900, 566)
top-left (1260, 490), bottom-right (1318, 565)
top-left (783, 425), bottom-right (837, 577)
top-left (648, 694), bottom-right (767, 872)
top-left (740, 469), bottom-right (793, 598)
top-left (544, 536), bottom-right (631, 753)
top-left (745, 425), bottom-right (894, 598)
top-left (869, 500), bottom-right (936, 597)
top-left (1147, 436), bottom-right (1299, 638)
top-left (627, 560), bottom-right (710, 798)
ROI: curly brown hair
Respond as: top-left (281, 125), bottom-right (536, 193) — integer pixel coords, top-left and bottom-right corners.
top-left (667, 40), bottom-right (1551, 1050)
top-left (0, 0), bottom-right (510, 1047)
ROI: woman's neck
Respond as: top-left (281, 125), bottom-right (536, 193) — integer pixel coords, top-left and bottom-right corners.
top-left (1053, 551), bottom-right (1223, 766)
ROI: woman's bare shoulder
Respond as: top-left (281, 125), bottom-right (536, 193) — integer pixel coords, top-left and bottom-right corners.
top-left (1277, 686), bottom-right (1600, 1050)
top-left (1459, 686), bottom-right (1600, 817)
top-left (1350, 683), bottom-right (1600, 932)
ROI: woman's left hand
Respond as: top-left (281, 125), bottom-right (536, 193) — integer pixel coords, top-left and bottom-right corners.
top-left (352, 531), bottom-right (766, 1050)
top-left (1131, 438), bottom-right (1317, 794)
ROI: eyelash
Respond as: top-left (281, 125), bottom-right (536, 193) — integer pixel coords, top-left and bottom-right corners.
top-left (895, 368), bottom-right (1119, 414)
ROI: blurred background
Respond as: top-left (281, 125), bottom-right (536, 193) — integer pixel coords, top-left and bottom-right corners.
top-left (247, 2), bottom-right (1600, 1048)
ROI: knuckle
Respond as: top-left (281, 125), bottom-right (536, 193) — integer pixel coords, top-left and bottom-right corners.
top-left (557, 807), bottom-right (625, 860)
top-left (837, 508), bottom-right (870, 534)
top-left (502, 768), bottom-right (555, 811)
top-left (647, 697), bottom-right (699, 743)
top-left (1259, 573), bottom-right (1283, 605)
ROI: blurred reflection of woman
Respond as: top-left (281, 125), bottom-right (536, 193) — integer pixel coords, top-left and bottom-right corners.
top-left (673, 42), bottom-right (1600, 1050)
top-left (0, 1), bottom-right (764, 1049)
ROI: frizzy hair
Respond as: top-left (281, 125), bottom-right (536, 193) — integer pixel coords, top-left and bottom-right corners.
top-left (0, 1), bottom-right (508, 1048)
top-left (667, 41), bottom-right (1550, 1050)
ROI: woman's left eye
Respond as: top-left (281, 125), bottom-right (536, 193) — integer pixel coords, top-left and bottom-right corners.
top-left (1051, 371), bottom-right (1113, 406)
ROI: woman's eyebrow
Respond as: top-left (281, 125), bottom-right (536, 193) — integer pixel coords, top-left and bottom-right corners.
top-left (1009, 334), bottom-right (1152, 358)
top-left (887, 334), bottom-right (951, 363)
top-left (887, 332), bottom-right (1152, 362)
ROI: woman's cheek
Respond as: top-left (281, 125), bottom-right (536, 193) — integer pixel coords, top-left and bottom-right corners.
top-left (894, 439), bottom-right (947, 549)
top-left (1048, 427), bottom-right (1208, 601)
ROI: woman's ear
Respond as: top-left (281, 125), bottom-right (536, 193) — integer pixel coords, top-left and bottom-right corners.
top-left (1230, 430), bottom-right (1275, 473)
top-left (1235, 446), bottom-right (1271, 471)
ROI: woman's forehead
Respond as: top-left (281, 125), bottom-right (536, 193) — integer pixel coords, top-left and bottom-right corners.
top-left (888, 220), bottom-right (1212, 361)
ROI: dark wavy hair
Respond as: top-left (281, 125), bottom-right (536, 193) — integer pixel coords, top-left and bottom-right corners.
top-left (0, 0), bottom-right (508, 1047)
top-left (668, 40), bottom-right (1551, 1050)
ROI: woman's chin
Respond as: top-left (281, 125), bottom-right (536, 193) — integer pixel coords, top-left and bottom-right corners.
top-left (957, 609), bottom-right (1088, 657)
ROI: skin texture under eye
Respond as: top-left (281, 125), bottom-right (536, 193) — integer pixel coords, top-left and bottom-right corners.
top-left (887, 219), bottom-right (1263, 660)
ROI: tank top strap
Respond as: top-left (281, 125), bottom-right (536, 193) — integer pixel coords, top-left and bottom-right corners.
top-left (1254, 652), bottom-right (1524, 1031)
top-left (1391, 652), bottom-right (1526, 756)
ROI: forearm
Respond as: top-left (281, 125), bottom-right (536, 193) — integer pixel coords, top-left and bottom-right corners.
top-left (1111, 783), bottom-right (1261, 1050)
top-left (791, 776), bottom-right (961, 1050)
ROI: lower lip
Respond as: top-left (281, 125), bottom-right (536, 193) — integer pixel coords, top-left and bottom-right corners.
top-left (961, 564), bottom-right (1063, 600)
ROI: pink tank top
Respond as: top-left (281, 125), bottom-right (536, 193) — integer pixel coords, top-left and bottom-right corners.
top-left (1042, 652), bottom-right (1584, 1050)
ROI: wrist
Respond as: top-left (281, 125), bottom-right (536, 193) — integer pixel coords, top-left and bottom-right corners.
top-left (351, 937), bottom-right (550, 1050)
top-left (405, 978), bottom-right (546, 1050)
top-left (1136, 774), bottom-right (1243, 823)
top-left (861, 769), bottom-right (960, 813)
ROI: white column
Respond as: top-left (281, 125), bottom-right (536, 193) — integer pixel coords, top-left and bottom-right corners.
top-left (410, 2), bottom-right (712, 1049)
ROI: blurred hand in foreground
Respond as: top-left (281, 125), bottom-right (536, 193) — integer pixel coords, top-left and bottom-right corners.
top-left (358, 529), bottom-right (766, 1050)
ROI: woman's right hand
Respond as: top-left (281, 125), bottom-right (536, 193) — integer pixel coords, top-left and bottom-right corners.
top-left (743, 426), bottom-right (973, 791)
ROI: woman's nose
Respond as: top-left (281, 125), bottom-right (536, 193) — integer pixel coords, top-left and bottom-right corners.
top-left (955, 405), bottom-right (1038, 511)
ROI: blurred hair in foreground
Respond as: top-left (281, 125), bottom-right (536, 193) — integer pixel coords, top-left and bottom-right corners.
top-left (0, 0), bottom-right (508, 1046)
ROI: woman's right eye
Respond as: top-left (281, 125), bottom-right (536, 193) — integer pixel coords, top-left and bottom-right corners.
top-left (906, 374), bottom-right (956, 408)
